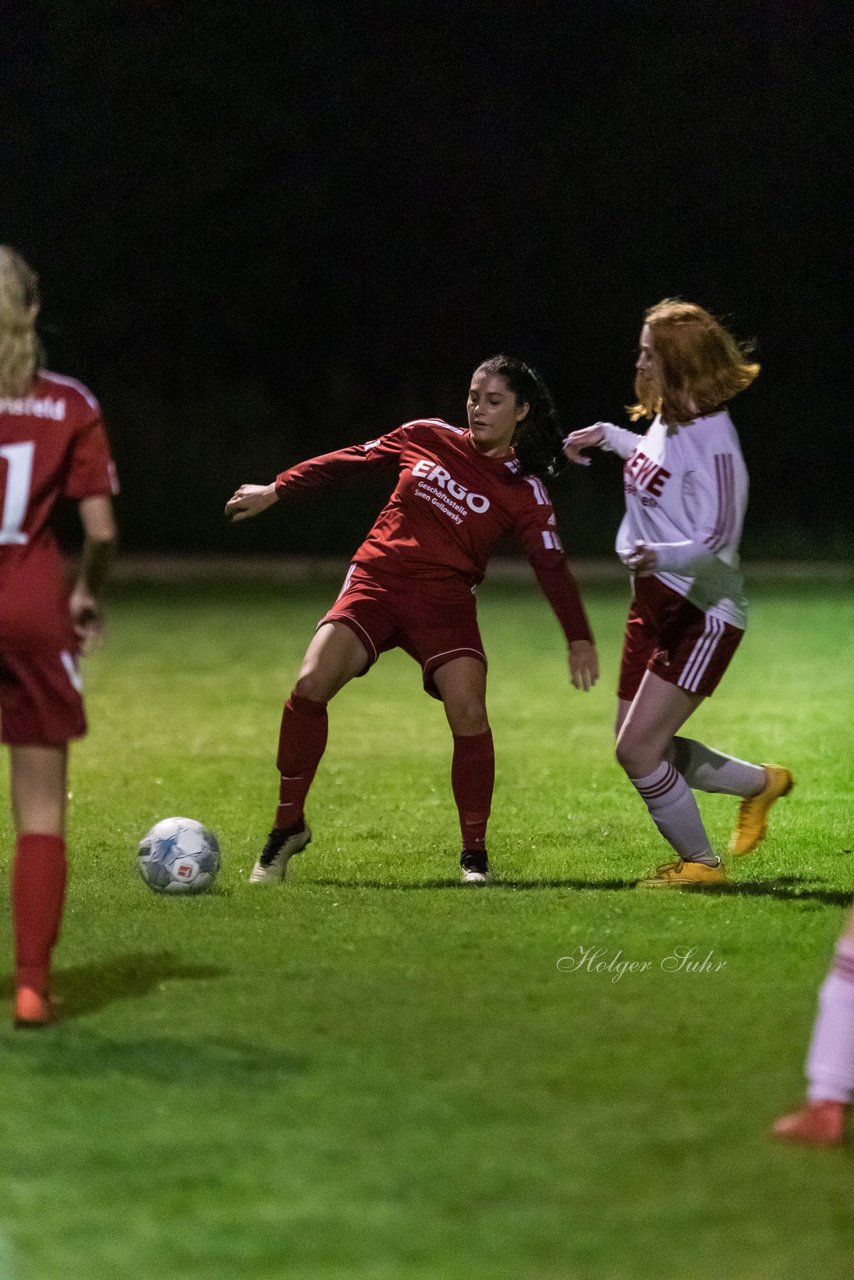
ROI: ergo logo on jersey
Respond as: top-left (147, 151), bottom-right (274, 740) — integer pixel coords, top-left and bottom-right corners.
top-left (410, 459), bottom-right (490, 512)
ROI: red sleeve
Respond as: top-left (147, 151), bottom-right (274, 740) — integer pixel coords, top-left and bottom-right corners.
top-left (275, 427), bottom-right (408, 497)
top-left (62, 417), bottom-right (119, 499)
top-left (512, 476), bottom-right (594, 644)
top-left (530, 560), bottom-right (594, 644)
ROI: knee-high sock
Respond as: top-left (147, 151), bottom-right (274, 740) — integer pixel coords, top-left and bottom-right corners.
top-left (628, 762), bottom-right (716, 863)
top-left (668, 737), bottom-right (765, 797)
top-left (12, 833), bottom-right (67, 994)
top-left (274, 692), bottom-right (328, 831)
top-left (452, 730), bottom-right (494, 852)
top-left (806, 939), bottom-right (854, 1104)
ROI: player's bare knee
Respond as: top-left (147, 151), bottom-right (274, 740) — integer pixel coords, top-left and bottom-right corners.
top-left (615, 735), bottom-right (656, 779)
top-left (447, 703), bottom-right (489, 736)
top-left (293, 669), bottom-right (326, 702)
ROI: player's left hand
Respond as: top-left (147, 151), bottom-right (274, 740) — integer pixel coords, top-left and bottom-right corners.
top-left (569, 639), bottom-right (599, 691)
top-left (69, 589), bottom-right (104, 652)
top-left (225, 482), bottom-right (278, 522)
top-left (624, 541), bottom-right (658, 576)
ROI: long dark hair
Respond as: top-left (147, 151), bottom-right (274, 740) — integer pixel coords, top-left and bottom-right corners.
top-left (474, 354), bottom-right (567, 480)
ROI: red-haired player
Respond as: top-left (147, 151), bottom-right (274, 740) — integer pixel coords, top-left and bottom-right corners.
top-left (0, 247), bottom-right (118, 1026)
top-left (564, 300), bottom-right (792, 888)
top-left (227, 356), bottom-right (598, 885)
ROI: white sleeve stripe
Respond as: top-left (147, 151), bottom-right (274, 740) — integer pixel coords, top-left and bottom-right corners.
top-left (523, 475), bottom-right (549, 505)
top-left (704, 454), bottom-right (736, 552)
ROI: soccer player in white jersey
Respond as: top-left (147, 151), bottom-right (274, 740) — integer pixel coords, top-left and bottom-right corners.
top-left (564, 299), bottom-right (792, 887)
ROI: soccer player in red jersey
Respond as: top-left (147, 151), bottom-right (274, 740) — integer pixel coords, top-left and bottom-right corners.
top-left (564, 301), bottom-right (792, 888)
top-left (0, 247), bottom-right (118, 1026)
top-left (226, 355), bottom-right (598, 884)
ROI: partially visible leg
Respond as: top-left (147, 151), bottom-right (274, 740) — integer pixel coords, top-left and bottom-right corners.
top-left (10, 744), bottom-right (69, 1023)
top-left (616, 673), bottom-right (724, 884)
top-left (252, 621), bottom-right (370, 884)
top-left (666, 737), bottom-right (766, 797)
top-left (665, 737), bottom-right (794, 856)
top-left (772, 908), bottom-right (854, 1146)
top-left (433, 657), bottom-right (493, 883)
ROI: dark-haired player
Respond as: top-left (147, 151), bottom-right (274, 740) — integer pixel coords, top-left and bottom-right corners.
top-left (0, 246), bottom-right (118, 1026)
top-left (227, 355), bottom-right (597, 885)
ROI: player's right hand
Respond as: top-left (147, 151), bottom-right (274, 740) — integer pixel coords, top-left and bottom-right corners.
top-left (562, 423), bottom-right (608, 466)
top-left (69, 589), bottom-right (104, 653)
top-left (225, 483), bottom-right (278, 522)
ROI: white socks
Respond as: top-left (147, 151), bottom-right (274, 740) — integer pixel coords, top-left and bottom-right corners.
top-left (628, 762), bottom-right (718, 865)
top-left (667, 737), bottom-right (765, 797)
top-left (806, 938), bottom-right (854, 1104)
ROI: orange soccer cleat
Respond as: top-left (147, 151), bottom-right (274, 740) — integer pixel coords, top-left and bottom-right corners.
top-left (14, 986), bottom-right (55, 1029)
top-left (637, 858), bottom-right (727, 889)
top-left (729, 765), bottom-right (794, 856)
top-left (771, 1101), bottom-right (848, 1147)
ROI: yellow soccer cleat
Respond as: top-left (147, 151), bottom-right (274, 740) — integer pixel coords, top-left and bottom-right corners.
top-left (637, 858), bottom-right (728, 889)
top-left (729, 765), bottom-right (794, 856)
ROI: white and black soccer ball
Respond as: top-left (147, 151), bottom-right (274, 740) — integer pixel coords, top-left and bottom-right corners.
top-left (138, 817), bottom-right (221, 895)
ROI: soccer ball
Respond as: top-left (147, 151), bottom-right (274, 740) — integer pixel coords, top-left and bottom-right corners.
top-left (138, 817), bottom-right (221, 895)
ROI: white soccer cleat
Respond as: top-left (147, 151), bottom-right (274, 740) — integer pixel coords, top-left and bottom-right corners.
top-left (249, 824), bottom-right (312, 884)
top-left (460, 849), bottom-right (491, 884)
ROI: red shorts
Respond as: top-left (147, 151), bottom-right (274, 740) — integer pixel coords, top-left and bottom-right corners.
top-left (0, 646), bottom-right (87, 746)
top-left (320, 562), bottom-right (487, 699)
top-left (618, 576), bottom-right (744, 702)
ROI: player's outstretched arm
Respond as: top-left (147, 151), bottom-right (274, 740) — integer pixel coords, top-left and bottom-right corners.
top-left (225, 482), bottom-right (278, 522)
top-left (562, 423), bottom-right (607, 466)
top-left (568, 638), bottom-right (599, 691)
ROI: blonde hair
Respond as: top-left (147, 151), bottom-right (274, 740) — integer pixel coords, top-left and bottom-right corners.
top-left (628, 298), bottom-right (760, 425)
top-left (0, 246), bottom-right (43, 397)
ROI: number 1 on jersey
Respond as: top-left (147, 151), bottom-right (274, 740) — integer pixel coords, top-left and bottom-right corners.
top-left (0, 441), bottom-right (35, 545)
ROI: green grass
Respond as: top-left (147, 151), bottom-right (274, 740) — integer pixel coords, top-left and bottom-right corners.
top-left (1, 575), bottom-right (853, 1280)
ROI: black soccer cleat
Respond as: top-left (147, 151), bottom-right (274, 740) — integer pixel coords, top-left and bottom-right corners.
top-left (460, 848), bottom-right (491, 885)
top-left (249, 823), bottom-right (312, 884)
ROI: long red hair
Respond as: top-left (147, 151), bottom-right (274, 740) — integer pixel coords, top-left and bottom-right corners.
top-left (629, 299), bottom-right (759, 425)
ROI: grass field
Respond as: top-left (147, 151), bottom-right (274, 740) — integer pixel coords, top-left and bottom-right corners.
top-left (1, 573), bottom-right (853, 1280)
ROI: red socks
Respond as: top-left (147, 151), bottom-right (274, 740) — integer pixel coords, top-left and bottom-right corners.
top-left (452, 729), bottom-right (494, 851)
top-left (273, 696), bottom-right (493, 852)
top-left (274, 692), bottom-right (329, 831)
top-left (12, 832), bottom-right (67, 994)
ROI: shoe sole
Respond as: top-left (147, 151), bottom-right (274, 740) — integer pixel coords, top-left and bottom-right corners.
top-left (637, 875), bottom-right (727, 889)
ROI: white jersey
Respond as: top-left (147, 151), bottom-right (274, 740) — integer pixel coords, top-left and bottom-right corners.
top-left (601, 409), bottom-right (749, 628)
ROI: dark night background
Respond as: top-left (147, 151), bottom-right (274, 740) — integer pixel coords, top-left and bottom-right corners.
top-left (2, 0), bottom-right (850, 559)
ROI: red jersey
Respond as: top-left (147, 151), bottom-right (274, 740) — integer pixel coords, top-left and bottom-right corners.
top-left (0, 370), bottom-right (118, 648)
top-left (275, 419), bottom-right (592, 643)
